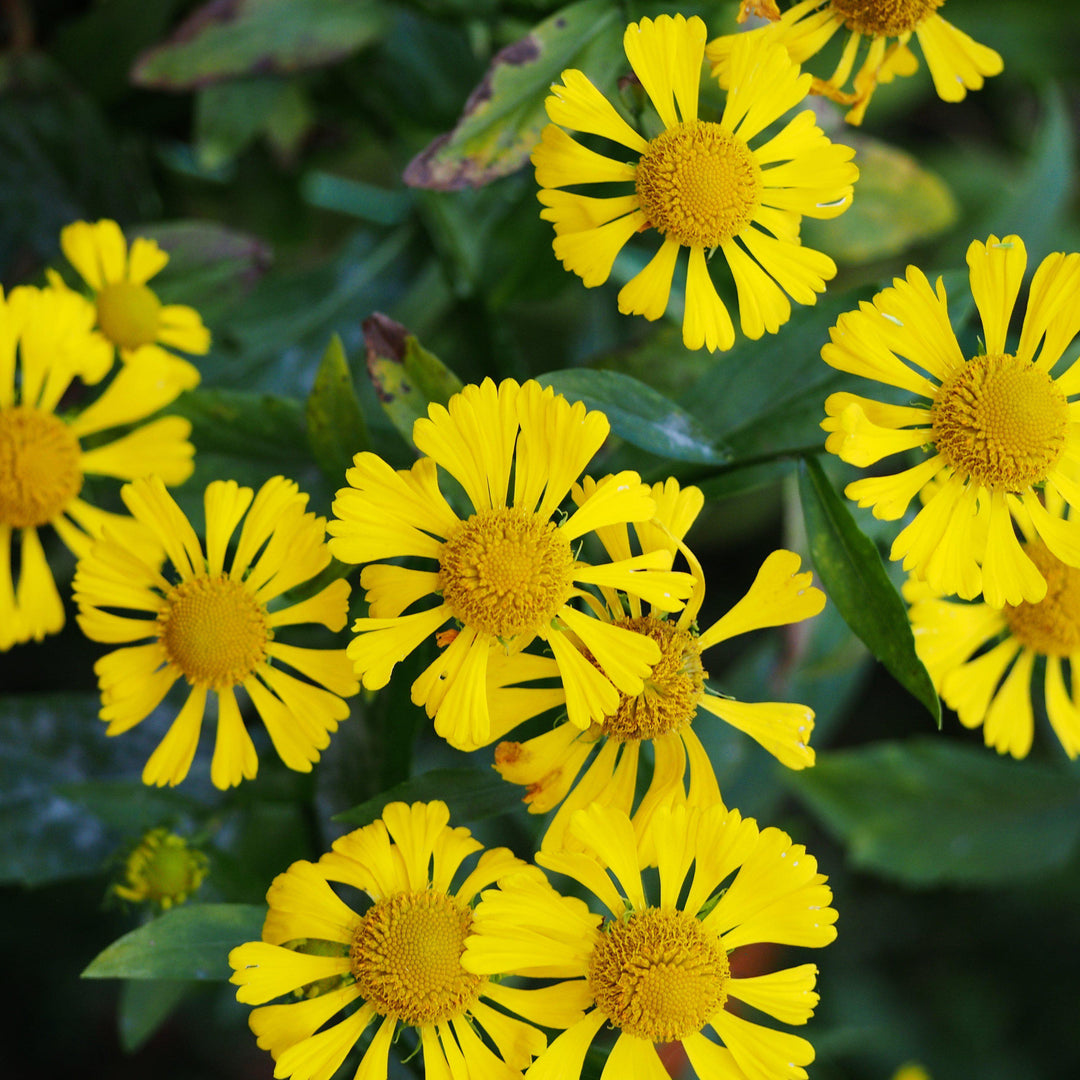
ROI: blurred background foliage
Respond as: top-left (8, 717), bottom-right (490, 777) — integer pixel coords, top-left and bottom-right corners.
top-left (2, 1), bottom-right (1079, 1078)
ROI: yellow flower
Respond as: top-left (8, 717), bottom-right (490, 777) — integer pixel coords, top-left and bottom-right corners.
top-left (74, 475), bottom-right (358, 789)
top-left (0, 283), bottom-right (194, 649)
top-left (708, 1), bottom-right (1002, 125)
top-left (489, 478), bottom-right (825, 852)
top-left (112, 827), bottom-right (209, 910)
top-left (463, 801), bottom-right (838, 1080)
top-left (326, 377), bottom-right (695, 750)
top-left (892, 1066), bottom-right (931, 1080)
top-left (532, 13), bottom-right (857, 352)
top-left (821, 234), bottom-right (1080, 609)
top-left (229, 801), bottom-right (579, 1080)
top-left (52, 219), bottom-right (210, 387)
top-left (906, 487), bottom-right (1080, 759)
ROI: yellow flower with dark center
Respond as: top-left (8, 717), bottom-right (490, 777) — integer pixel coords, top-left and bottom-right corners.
top-left (51, 219), bottom-right (210, 386)
top-left (326, 377), bottom-right (696, 750)
top-left (821, 234), bottom-right (1080, 609)
top-left (0, 283), bottom-right (194, 650)
top-left (708, 0), bottom-right (1002, 125)
top-left (906, 489), bottom-right (1080, 759)
top-left (112, 827), bottom-right (208, 910)
top-left (532, 14), bottom-right (857, 352)
top-left (463, 801), bottom-right (837, 1080)
top-left (484, 478), bottom-right (824, 852)
top-left (229, 801), bottom-right (583, 1080)
top-left (74, 475), bottom-right (358, 789)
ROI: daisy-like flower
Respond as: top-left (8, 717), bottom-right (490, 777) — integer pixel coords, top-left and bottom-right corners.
top-left (489, 478), bottom-right (825, 851)
top-left (327, 377), bottom-right (695, 750)
top-left (532, 14), bottom-right (857, 352)
top-left (0, 283), bottom-right (194, 650)
top-left (821, 234), bottom-right (1080, 609)
top-left (111, 827), bottom-right (209, 910)
top-left (463, 801), bottom-right (838, 1080)
top-left (906, 488), bottom-right (1080, 759)
top-left (707, 1), bottom-right (1002, 126)
top-left (50, 218), bottom-right (209, 389)
top-left (229, 801), bottom-right (584, 1080)
top-left (74, 475), bottom-right (358, 789)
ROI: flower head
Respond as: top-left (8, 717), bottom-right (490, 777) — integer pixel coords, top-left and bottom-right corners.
top-left (821, 234), bottom-right (1080, 608)
top-left (229, 801), bottom-right (579, 1080)
top-left (906, 486), bottom-right (1080, 759)
top-left (74, 475), bottom-right (358, 789)
top-left (0, 283), bottom-right (194, 649)
top-left (463, 801), bottom-right (838, 1080)
top-left (327, 377), bottom-right (695, 749)
top-left (112, 827), bottom-right (209, 910)
top-left (532, 13), bottom-right (857, 351)
top-left (489, 478), bottom-right (825, 851)
top-left (53, 219), bottom-right (210, 377)
top-left (708, 1), bottom-right (1002, 125)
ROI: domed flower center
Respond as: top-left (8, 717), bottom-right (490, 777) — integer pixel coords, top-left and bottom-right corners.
top-left (930, 353), bottom-right (1068, 491)
top-left (635, 121), bottom-right (762, 249)
top-left (158, 575), bottom-right (269, 688)
top-left (588, 907), bottom-right (730, 1042)
top-left (829, 0), bottom-right (943, 36)
top-left (0, 405), bottom-right (83, 528)
top-left (439, 506), bottom-right (575, 640)
top-left (96, 280), bottom-right (162, 350)
top-left (350, 890), bottom-right (485, 1026)
top-left (1004, 541), bottom-right (1080, 656)
top-left (117, 829), bottom-right (208, 909)
top-left (601, 615), bottom-right (706, 740)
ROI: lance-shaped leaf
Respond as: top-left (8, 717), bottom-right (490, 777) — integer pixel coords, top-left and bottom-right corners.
top-left (306, 334), bottom-right (370, 481)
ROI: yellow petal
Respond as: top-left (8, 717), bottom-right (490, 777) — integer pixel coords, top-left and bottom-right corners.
top-left (545, 68), bottom-right (648, 151)
top-left (683, 245), bottom-right (735, 352)
top-left (142, 685), bottom-right (207, 787)
top-left (966, 234), bottom-right (1026, 357)
top-left (915, 13), bottom-right (1003, 103)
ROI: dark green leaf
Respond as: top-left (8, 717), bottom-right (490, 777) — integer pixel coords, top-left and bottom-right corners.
top-left (306, 334), bottom-right (370, 481)
top-left (168, 388), bottom-right (310, 462)
top-left (83, 904), bottom-right (266, 980)
top-left (403, 0), bottom-right (622, 189)
top-left (364, 312), bottom-right (464, 443)
top-left (786, 738), bottom-right (1080, 886)
top-left (193, 77), bottom-right (297, 169)
top-left (797, 456), bottom-right (940, 725)
top-left (132, 0), bottom-right (388, 89)
top-left (119, 979), bottom-right (198, 1052)
top-left (540, 369), bottom-right (732, 466)
top-left (334, 768), bottom-right (521, 828)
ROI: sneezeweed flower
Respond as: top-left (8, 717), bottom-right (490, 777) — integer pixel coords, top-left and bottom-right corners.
top-left (893, 1066), bottom-right (931, 1080)
top-left (490, 478), bottom-right (825, 851)
top-left (464, 801), bottom-right (838, 1080)
top-left (111, 827), bottom-right (209, 910)
top-left (707, 1), bottom-right (1003, 125)
top-left (52, 219), bottom-right (210, 385)
top-left (327, 377), bottom-right (695, 750)
top-left (1, 283), bottom-right (194, 650)
top-left (229, 801), bottom-right (583, 1080)
top-left (532, 13), bottom-right (858, 352)
top-left (821, 234), bottom-right (1080, 609)
top-left (74, 475), bottom-right (358, 789)
top-left (906, 489), bottom-right (1080, 759)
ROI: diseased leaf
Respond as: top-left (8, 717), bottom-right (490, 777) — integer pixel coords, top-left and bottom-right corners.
top-left (83, 904), bottom-right (266, 980)
top-left (786, 739), bottom-right (1080, 886)
top-left (306, 334), bottom-right (370, 481)
top-left (364, 313), bottom-right (464, 443)
top-left (334, 768), bottom-right (521, 828)
top-left (797, 456), bottom-right (940, 725)
top-left (540, 368), bottom-right (732, 465)
top-left (403, 0), bottom-right (622, 189)
top-left (132, 0), bottom-right (388, 89)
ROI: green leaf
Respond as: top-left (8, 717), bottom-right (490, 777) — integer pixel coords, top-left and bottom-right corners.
top-left (797, 456), bottom-right (940, 725)
top-left (132, 0), bottom-right (388, 88)
top-left (168, 388), bottom-right (310, 462)
top-left (334, 768), bottom-right (521, 828)
top-left (802, 134), bottom-right (958, 264)
top-left (540, 369), bottom-right (733, 466)
top-left (83, 904), bottom-right (266, 980)
top-left (306, 334), bottom-right (370, 482)
top-left (403, 0), bottom-right (622, 189)
top-left (363, 313), bottom-right (464, 443)
top-left (786, 738), bottom-right (1080, 886)
top-left (119, 979), bottom-right (198, 1053)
